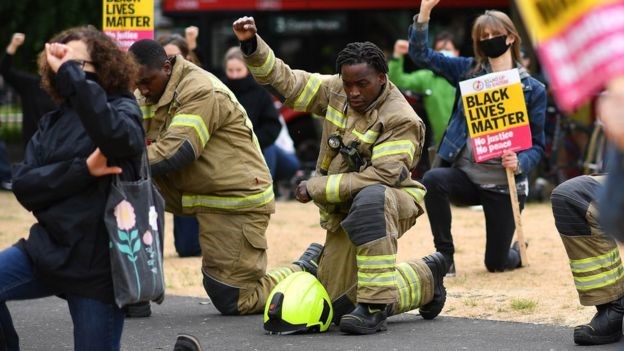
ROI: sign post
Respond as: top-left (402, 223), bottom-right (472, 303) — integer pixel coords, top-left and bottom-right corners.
top-left (103, 0), bottom-right (154, 51)
top-left (460, 68), bottom-right (531, 265)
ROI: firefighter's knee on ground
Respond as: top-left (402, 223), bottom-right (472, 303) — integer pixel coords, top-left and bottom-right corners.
top-left (202, 270), bottom-right (240, 315)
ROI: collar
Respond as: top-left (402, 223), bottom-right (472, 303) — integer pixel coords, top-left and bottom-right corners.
top-left (155, 55), bottom-right (185, 109)
top-left (516, 65), bottom-right (531, 80)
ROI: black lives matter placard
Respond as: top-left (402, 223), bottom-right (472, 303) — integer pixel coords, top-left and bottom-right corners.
top-left (103, 0), bottom-right (153, 51)
top-left (460, 69), bottom-right (532, 162)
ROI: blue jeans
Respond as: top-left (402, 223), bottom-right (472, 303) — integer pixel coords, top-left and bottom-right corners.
top-left (173, 215), bottom-right (201, 257)
top-left (0, 246), bottom-right (124, 351)
top-left (262, 144), bottom-right (300, 182)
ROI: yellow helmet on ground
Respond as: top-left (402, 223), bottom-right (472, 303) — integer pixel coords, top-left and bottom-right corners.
top-left (264, 271), bottom-right (333, 334)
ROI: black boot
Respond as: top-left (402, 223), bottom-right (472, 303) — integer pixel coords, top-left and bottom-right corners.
top-left (574, 299), bottom-right (624, 345)
top-left (419, 252), bottom-right (448, 320)
top-left (173, 333), bottom-right (203, 351)
top-left (293, 243), bottom-right (323, 276)
top-left (442, 253), bottom-right (455, 277)
top-left (339, 303), bottom-right (388, 335)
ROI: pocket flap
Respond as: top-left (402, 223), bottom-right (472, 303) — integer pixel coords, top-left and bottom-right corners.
top-left (242, 224), bottom-right (268, 250)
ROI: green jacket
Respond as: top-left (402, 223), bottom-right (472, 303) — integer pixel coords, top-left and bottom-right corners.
top-left (387, 56), bottom-right (456, 146)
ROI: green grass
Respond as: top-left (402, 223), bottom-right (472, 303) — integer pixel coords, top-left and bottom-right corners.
top-left (463, 297), bottom-right (479, 307)
top-left (510, 298), bottom-right (537, 312)
top-left (451, 273), bottom-right (469, 285)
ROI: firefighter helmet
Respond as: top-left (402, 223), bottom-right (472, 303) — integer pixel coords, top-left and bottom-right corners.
top-left (263, 271), bottom-right (333, 334)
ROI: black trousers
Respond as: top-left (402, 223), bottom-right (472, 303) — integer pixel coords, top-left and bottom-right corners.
top-left (421, 167), bottom-right (525, 272)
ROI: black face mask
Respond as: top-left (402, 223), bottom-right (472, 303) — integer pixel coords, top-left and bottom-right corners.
top-left (225, 74), bottom-right (254, 93)
top-left (478, 35), bottom-right (510, 59)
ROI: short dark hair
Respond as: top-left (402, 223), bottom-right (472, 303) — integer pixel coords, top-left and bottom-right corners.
top-left (433, 31), bottom-right (458, 50)
top-left (129, 39), bottom-right (167, 70)
top-left (335, 41), bottom-right (387, 75)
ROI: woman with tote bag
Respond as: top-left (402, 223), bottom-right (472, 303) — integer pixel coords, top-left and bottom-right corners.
top-left (0, 26), bottom-right (145, 351)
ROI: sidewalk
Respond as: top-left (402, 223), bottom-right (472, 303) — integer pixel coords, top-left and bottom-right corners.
top-left (9, 295), bottom-right (623, 350)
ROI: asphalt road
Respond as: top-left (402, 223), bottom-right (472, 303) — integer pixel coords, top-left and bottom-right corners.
top-left (8, 295), bottom-right (624, 351)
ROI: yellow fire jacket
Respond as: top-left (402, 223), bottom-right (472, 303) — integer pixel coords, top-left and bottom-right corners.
top-left (137, 56), bottom-right (274, 215)
top-left (244, 36), bottom-right (426, 230)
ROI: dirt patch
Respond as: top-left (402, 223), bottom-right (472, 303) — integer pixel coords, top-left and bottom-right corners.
top-left (0, 191), bottom-right (601, 327)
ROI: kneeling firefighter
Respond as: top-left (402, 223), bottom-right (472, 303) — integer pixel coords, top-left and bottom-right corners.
top-left (128, 39), bottom-right (322, 317)
top-left (234, 16), bottom-right (449, 335)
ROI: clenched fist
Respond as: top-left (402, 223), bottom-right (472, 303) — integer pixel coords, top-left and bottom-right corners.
top-left (185, 26), bottom-right (199, 50)
top-left (418, 0), bottom-right (440, 22)
top-left (295, 180), bottom-right (311, 203)
top-left (232, 16), bottom-right (258, 41)
top-left (6, 33), bottom-right (25, 55)
top-left (393, 39), bottom-right (409, 58)
top-left (45, 42), bottom-right (73, 73)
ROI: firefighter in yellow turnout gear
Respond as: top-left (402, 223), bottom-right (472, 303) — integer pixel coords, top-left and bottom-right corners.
top-left (551, 175), bottom-right (624, 345)
top-left (233, 17), bottom-right (448, 334)
top-left (128, 40), bottom-right (322, 316)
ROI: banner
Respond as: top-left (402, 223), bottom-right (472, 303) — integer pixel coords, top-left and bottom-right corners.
top-left (103, 0), bottom-right (154, 51)
top-left (460, 69), bottom-right (532, 163)
top-left (516, 0), bottom-right (624, 112)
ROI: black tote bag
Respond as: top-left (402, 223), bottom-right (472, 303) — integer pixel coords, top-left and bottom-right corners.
top-left (105, 153), bottom-right (166, 308)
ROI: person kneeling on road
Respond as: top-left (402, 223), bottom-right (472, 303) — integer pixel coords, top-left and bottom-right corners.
top-left (233, 16), bottom-right (448, 335)
top-left (127, 39), bottom-right (321, 318)
top-left (551, 175), bottom-right (624, 346)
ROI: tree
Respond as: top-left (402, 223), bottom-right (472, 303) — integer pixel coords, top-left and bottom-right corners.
top-left (0, 1), bottom-right (101, 72)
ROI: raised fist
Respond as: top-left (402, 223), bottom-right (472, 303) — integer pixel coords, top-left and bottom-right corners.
top-left (45, 42), bottom-right (73, 73)
top-left (11, 33), bottom-right (25, 48)
top-left (393, 39), bottom-right (409, 58)
top-left (232, 17), bottom-right (257, 42)
top-left (185, 26), bottom-right (199, 40)
top-left (6, 33), bottom-right (25, 55)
